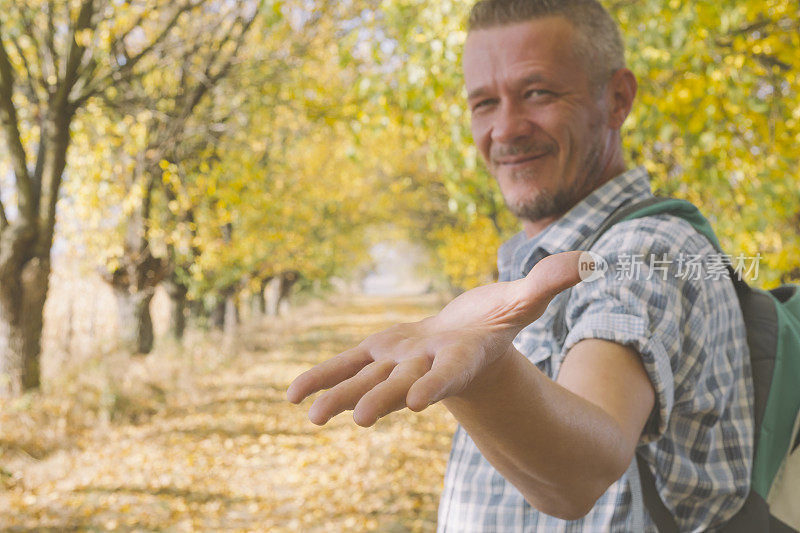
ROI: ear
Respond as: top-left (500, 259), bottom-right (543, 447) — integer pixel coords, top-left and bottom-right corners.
top-left (606, 68), bottom-right (638, 130)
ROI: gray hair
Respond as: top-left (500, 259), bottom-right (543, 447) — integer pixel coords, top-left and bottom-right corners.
top-left (467, 0), bottom-right (626, 84)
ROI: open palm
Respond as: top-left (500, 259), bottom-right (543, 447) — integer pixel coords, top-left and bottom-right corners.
top-left (287, 251), bottom-right (585, 426)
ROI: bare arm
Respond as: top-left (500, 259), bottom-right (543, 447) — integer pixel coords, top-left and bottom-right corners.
top-left (441, 338), bottom-right (654, 519)
top-left (287, 251), bottom-right (655, 519)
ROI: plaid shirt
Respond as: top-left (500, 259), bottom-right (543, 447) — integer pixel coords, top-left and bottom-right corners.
top-left (437, 167), bottom-right (754, 532)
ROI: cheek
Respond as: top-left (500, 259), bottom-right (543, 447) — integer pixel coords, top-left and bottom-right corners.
top-left (530, 110), bottom-right (563, 138)
top-left (470, 120), bottom-right (491, 159)
top-left (527, 104), bottom-right (579, 137)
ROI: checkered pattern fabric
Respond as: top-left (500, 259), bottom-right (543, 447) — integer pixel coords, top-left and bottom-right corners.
top-left (437, 167), bottom-right (754, 532)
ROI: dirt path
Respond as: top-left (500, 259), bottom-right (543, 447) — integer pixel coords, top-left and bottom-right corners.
top-left (1, 295), bottom-right (456, 532)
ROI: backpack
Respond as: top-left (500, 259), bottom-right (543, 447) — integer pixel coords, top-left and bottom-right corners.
top-left (582, 196), bottom-right (800, 532)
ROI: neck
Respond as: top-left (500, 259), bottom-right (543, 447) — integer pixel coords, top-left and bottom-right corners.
top-left (522, 215), bottom-right (559, 239)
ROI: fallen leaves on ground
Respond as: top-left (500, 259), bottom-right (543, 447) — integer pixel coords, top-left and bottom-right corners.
top-left (0, 295), bottom-right (456, 532)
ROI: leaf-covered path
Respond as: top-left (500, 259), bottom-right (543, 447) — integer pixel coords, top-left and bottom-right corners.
top-left (1, 295), bottom-right (456, 532)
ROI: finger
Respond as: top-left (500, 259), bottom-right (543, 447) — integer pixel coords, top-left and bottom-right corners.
top-left (406, 345), bottom-right (476, 411)
top-left (286, 346), bottom-right (373, 404)
top-left (522, 250), bottom-right (584, 300)
top-left (308, 360), bottom-right (395, 425)
top-left (352, 356), bottom-right (432, 427)
top-left (511, 250), bottom-right (585, 325)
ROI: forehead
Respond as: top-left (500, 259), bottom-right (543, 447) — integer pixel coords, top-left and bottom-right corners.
top-left (463, 17), bottom-right (587, 90)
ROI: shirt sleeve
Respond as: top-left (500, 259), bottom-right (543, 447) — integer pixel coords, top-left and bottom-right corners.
top-left (560, 217), bottom-right (712, 444)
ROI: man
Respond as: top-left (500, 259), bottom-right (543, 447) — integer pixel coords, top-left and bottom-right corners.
top-left (287, 0), bottom-right (754, 530)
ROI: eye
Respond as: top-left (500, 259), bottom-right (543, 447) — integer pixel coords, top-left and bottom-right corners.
top-left (525, 89), bottom-right (552, 98)
top-left (471, 98), bottom-right (499, 112)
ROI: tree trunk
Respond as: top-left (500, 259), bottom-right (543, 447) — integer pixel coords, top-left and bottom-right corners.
top-left (163, 278), bottom-right (188, 340)
top-left (249, 292), bottom-right (261, 317)
top-left (223, 292), bottom-right (238, 337)
top-left (187, 298), bottom-right (205, 328)
top-left (211, 297), bottom-right (225, 330)
top-left (171, 289), bottom-right (187, 340)
top-left (265, 271), bottom-right (300, 316)
top-left (104, 249), bottom-right (166, 355)
top-left (258, 276), bottom-right (272, 315)
top-left (265, 276), bottom-right (280, 317)
top-left (0, 250), bottom-right (49, 396)
top-left (208, 284), bottom-right (237, 331)
top-left (280, 271), bottom-right (299, 314)
top-left (113, 288), bottom-right (155, 355)
top-left (102, 174), bottom-right (167, 355)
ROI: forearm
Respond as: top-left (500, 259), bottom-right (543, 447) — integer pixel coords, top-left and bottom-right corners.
top-left (287, 250), bottom-right (648, 520)
top-left (442, 345), bottom-right (632, 519)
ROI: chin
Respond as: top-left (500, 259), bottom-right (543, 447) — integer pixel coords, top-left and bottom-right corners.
top-left (504, 184), bottom-right (548, 209)
top-left (506, 186), bottom-right (577, 222)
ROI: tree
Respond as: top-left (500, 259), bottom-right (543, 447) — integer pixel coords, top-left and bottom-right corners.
top-left (91, 2), bottom-right (258, 353)
top-left (67, 0), bottom-right (386, 342)
top-left (614, 0), bottom-right (800, 286)
top-left (0, 0), bottom-right (211, 395)
top-left (361, 0), bottom-right (800, 288)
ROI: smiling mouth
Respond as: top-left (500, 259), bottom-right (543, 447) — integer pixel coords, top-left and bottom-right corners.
top-left (496, 153), bottom-right (548, 166)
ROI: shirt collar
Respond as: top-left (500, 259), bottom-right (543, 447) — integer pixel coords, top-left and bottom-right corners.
top-left (498, 166), bottom-right (653, 280)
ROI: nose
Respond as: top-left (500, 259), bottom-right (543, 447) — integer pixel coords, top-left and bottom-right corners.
top-left (491, 99), bottom-right (535, 144)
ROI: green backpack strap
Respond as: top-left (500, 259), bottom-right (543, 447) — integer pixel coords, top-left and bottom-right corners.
top-left (581, 196), bottom-right (722, 252)
top-left (604, 198), bottom-right (800, 502)
top-left (564, 196), bottom-right (759, 532)
top-left (574, 196), bottom-right (800, 532)
top-left (754, 285), bottom-right (800, 497)
top-left (574, 196), bottom-right (715, 533)
top-left (549, 197), bottom-right (720, 533)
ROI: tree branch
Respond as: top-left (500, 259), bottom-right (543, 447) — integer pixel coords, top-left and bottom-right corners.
top-left (0, 30), bottom-right (34, 221)
top-left (16, 5), bottom-right (52, 92)
top-left (144, 8), bottom-right (255, 156)
top-left (31, 128), bottom-right (47, 196)
top-left (61, 0), bottom-right (95, 96)
top-left (209, 11), bottom-right (258, 84)
top-left (32, 0), bottom-right (96, 256)
top-left (73, 1), bottom-right (148, 88)
top-left (8, 33), bottom-right (42, 107)
top-left (45, 0), bottom-right (61, 79)
top-left (729, 17), bottom-right (772, 37)
top-left (169, 9), bottom-right (258, 140)
top-left (14, 6), bottom-right (38, 42)
top-left (754, 52), bottom-right (791, 72)
top-left (0, 195), bottom-right (8, 229)
top-left (72, 0), bottom-right (205, 107)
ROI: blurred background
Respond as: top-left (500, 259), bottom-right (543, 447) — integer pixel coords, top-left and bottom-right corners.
top-left (0, 0), bottom-right (798, 530)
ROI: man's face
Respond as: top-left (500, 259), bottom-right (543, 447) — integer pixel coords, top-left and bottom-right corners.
top-left (463, 17), bottom-right (613, 223)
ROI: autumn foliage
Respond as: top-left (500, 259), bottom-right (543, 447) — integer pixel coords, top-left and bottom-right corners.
top-left (0, 0), bottom-right (798, 528)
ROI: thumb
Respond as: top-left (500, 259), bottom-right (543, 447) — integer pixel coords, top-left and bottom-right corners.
top-left (514, 250), bottom-right (590, 322)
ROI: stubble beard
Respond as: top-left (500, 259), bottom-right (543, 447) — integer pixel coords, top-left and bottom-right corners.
top-left (499, 139), bottom-right (605, 224)
top-left (504, 173), bottom-right (580, 222)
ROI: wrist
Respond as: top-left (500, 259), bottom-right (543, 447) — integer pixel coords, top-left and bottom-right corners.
top-left (449, 341), bottom-right (520, 404)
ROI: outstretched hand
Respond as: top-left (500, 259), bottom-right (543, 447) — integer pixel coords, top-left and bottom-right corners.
top-left (286, 251), bottom-right (587, 426)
